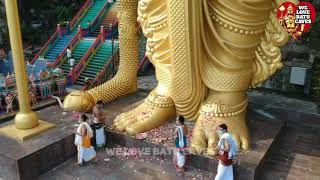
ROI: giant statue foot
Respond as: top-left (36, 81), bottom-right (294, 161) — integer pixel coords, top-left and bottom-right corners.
top-left (190, 100), bottom-right (250, 156)
top-left (113, 90), bottom-right (176, 136)
top-left (63, 91), bottom-right (95, 112)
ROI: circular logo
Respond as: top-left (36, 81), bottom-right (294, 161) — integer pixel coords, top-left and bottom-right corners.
top-left (277, 1), bottom-right (316, 39)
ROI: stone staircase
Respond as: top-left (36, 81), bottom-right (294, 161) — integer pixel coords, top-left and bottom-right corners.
top-left (43, 0), bottom-right (108, 63)
top-left (75, 41), bottom-right (118, 85)
top-left (92, 5), bottom-right (118, 37)
top-left (257, 127), bottom-right (320, 179)
top-left (60, 39), bottom-right (94, 76)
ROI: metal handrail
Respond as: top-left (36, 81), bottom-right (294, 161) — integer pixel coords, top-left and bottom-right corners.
top-left (90, 1), bottom-right (110, 32)
top-left (88, 49), bottom-right (119, 88)
top-left (69, 0), bottom-right (93, 30)
top-left (31, 28), bottom-right (59, 64)
top-left (52, 29), bottom-right (82, 67)
top-left (69, 29), bottom-right (105, 82)
top-left (138, 55), bottom-right (148, 70)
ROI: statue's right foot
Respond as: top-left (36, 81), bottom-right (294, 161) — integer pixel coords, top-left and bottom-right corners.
top-left (190, 100), bottom-right (250, 156)
top-left (113, 91), bottom-right (176, 136)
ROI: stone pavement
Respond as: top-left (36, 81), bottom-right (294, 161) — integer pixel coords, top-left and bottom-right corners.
top-left (257, 127), bottom-right (320, 180)
top-left (247, 90), bottom-right (319, 114)
top-left (40, 149), bottom-right (214, 180)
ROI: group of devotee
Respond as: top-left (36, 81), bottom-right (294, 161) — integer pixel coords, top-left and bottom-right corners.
top-left (74, 102), bottom-right (237, 180)
top-left (75, 101), bottom-right (106, 166)
top-left (173, 116), bottom-right (237, 179)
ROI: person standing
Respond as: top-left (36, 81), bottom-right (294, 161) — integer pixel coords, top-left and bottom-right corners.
top-left (69, 56), bottom-right (75, 70)
top-left (173, 116), bottom-right (188, 176)
top-left (66, 46), bottom-right (72, 60)
top-left (74, 113), bottom-right (97, 166)
top-left (91, 100), bottom-right (106, 148)
top-left (5, 93), bottom-right (14, 113)
top-left (215, 124), bottom-right (238, 180)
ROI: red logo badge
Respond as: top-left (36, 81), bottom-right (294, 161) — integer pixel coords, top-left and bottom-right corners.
top-left (277, 1), bottom-right (316, 39)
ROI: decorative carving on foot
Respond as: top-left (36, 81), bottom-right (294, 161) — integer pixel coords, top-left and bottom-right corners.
top-left (190, 100), bottom-right (249, 155)
top-left (63, 91), bottom-right (95, 112)
top-left (113, 90), bottom-right (176, 136)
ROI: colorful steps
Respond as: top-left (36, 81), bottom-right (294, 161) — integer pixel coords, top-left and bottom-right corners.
top-left (92, 5), bottom-right (118, 37)
top-left (77, 0), bottom-right (108, 28)
top-left (42, 0), bottom-right (108, 63)
top-left (75, 41), bottom-right (118, 85)
top-left (60, 39), bottom-right (94, 76)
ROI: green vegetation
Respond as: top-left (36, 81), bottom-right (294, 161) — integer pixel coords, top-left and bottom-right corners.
top-left (299, 0), bottom-right (320, 51)
top-left (311, 54), bottom-right (320, 97)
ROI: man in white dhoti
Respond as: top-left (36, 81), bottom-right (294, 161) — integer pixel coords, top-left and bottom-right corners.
top-left (75, 113), bottom-right (97, 166)
top-left (215, 124), bottom-right (238, 180)
top-left (173, 116), bottom-right (188, 176)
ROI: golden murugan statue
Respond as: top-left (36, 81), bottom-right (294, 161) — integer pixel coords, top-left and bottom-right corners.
top-left (64, 0), bottom-right (296, 155)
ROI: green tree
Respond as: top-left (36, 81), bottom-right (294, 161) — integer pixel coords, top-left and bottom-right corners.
top-left (311, 54), bottom-right (320, 96)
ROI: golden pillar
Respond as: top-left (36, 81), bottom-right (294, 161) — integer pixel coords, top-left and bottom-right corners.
top-left (0, 0), bottom-right (54, 140)
top-left (5, 0), bottom-right (39, 129)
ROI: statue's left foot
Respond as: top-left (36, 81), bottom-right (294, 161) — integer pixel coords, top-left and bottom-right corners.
top-left (190, 100), bottom-right (250, 156)
top-left (63, 91), bottom-right (95, 112)
top-left (114, 91), bottom-right (176, 136)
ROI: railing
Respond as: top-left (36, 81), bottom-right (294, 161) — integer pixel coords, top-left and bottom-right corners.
top-left (51, 29), bottom-right (82, 67)
top-left (31, 0), bottom-right (92, 64)
top-left (31, 25), bottom-right (61, 64)
top-left (105, 19), bottom-right (118, 40)
top-left (69, 0), bottom-right (93, 31)
top-left (85, 49), bottom-right (119, 89)
top-left (138, 55), bottom-right (148, 70)
top-left (90, 1), bottom-right (110, 33)
top-left (69, 28), bottom-right (105, 83)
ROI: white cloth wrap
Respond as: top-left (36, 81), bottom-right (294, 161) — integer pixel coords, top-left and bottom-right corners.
top-left (176, 151), bottom-right (185, 167)
top-left (177, 126), bottom-right (185, 148)
top-left (215, 162), bottom-right (233, 180)
top-left (217, 133), bottom-right (238, 159)
top-left (74, 122), bottom-right (94, 146)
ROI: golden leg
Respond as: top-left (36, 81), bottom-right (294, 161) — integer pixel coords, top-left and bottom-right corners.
top-left (63, 0), bottom-right (139, 112)
top-left (190, 90), bottom-right (250, 155)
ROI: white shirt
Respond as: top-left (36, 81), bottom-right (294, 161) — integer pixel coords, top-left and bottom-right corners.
top-left (67, 49), bottom-right (72, 58)
top-left (70, 58), bottom-right (75, 66)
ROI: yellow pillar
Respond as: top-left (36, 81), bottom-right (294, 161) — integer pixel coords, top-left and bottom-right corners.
top-left (4, 0), bottom-right (38, 129)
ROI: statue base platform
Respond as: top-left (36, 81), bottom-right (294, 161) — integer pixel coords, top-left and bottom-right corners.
top-left (0, 89), bottom-right (316, 179)
top-left (0, 106), bottom-right (77, 180)
top-left (104, 109), bottom-right (285, 179)
top-left (101, 91), bottom-right (292, 179)
top-left (0, 120), bottom-right (55, 141)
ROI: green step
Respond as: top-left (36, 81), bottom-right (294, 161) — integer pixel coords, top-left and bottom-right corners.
top-left (75, 41), bottom-right (116, 84)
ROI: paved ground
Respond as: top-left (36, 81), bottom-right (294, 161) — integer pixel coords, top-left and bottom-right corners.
top-left (258, 127), bottom-right (320, 180)
top-left (40, 149), bottom-right (214, 180)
